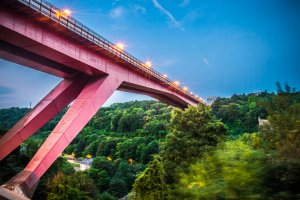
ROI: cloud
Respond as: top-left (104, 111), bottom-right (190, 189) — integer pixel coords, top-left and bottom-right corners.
top-left (152, 0), bottom-right (184, 30)
top-left (203, 57), bottom-right (210, 66)
top-left (109, 7), bottom-right (125, 19)
top-left (0, 86), bottom-right (14, 95)
top-left (180, 0), bottom-right (190, 7)
top-left (134, 5), bottom-right (146, 15)
top-left (181, 8), bottom-right (202, 24)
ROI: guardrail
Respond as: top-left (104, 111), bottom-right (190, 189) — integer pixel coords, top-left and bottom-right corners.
top-left (17, 0), bottom-right (204, 104)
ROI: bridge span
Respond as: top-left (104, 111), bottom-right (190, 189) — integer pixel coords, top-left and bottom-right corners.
top-left (0, 0), bottom-right (205, 198)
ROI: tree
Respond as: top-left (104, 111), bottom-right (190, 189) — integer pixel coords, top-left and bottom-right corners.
top-left (176, 137), bottom-right (266, 199)
top-left (22, 139), bottom-right (41, 158)
top-left (47, 171), bottom-right (98, 200)
top-left (162, 104), bottom-right (226, 184)
top-left (0, 147), bottom-right (26, 184)
top-left (211, 94), bottom-right (270, 137)
top-left (96, 138), bottom-right (125, 158)
top-left (259, 84), bottom-right (300, 198)
top-left (92, 156), bottom-right (115, 176)
top-left (99, 192), bottom-right (116, 200)
top-left (113, 161), bottom-right (136, 191)
top-left (107, 177), bottom-right (128, 198)
top-left (177, 138), bottom-right (266, 199)
top-left (87, 168), bottom-right (110, 193)
top-left (117, 137), bottom-right (149, 162)
top-left (140, 141), bottom-right (159, 164)
top-left (0, 100), bottom-right (172, 199)
top-left (33, 157), bottom-right (75, 200)
top-left (132, 156), bottom-right (168, 200)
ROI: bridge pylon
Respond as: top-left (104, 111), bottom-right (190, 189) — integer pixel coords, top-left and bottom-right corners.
top-left (0, 75), bottom-right (121, 199)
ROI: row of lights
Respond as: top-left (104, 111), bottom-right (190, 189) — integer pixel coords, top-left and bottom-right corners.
top-left (53, 8), bottom-right (204, 103)
top-left (121, 44), bottom-right (203, 101)
top-left (114, 41), bottom-right (204, 101)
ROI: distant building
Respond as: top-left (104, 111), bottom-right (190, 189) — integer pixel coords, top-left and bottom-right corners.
top-left (80, 158), bottom-right (94, 171)
top-left (65, 155), bottom-right (93, 171)
top-left (251, 92), bottom-right (263, 96)
top-left (258, 117), bottom-right (271, 131)
top-left (250, 91), bottom-right (268, 96)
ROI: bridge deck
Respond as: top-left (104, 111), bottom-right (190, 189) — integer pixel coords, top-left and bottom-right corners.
top-left (0, 0), bottom-right (207, 198)
top-left (1, 0), bottom-right (205, 105)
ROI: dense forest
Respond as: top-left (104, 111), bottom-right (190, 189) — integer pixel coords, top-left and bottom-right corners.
top-left (0, 83), bottom-right (299, 199)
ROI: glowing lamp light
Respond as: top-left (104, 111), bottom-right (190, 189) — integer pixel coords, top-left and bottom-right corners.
top-left (115, 42), bottom-right (125, 50)
top-left (174, 81), bottom-right (180, 86)
top-left (63, 9), bottom-right (71, 17)
top-left (163, 74), bottom-right (167, 78)
top-left (145, 61), bottom-right (152, 68)
top-left (190, 92), bottom-right (193, 95)
top-left (183, 87), bottom-right (188, 91)
top-left (107, 156), bottom-right (112, 161)
top-left (55, 9), bottom-right (71, 17)
top-left (55, 10), bottom-right (61, 17)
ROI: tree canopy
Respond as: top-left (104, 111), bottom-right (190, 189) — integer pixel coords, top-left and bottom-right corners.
top-left (1, 84), bottom-right (299, 199)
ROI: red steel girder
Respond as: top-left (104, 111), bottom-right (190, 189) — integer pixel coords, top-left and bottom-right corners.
top-left (2, 75), bottom-right (121, 198)
top-left (0, 77), bottom-right (87, 161)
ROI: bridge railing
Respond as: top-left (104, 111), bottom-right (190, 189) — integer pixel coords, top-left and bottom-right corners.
top-left (17, 0), bottom-right (204, 104)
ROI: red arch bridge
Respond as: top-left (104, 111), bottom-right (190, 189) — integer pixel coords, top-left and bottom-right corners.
top-left (0, 0), bottom-right (205, 199)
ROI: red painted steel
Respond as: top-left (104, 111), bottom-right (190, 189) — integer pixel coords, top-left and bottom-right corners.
top-left (0, 2), bottom-right (202, 106)
top-left (0, 78), bottom-right (87, 161)
top-left (3, 75), bottom-right (121, 198)
top-left (0, 0), bottom-right (206, 198)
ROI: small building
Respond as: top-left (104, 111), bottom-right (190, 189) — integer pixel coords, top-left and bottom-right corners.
top-left (79, 158), bottom-right (94, 171)
top-left (258, 117), bottom-right (271, 131)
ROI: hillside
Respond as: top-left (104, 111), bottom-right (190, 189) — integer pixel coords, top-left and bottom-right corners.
top-left (1, 85), bottom-right (299, 199)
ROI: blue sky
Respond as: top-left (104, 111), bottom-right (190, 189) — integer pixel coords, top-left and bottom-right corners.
top-left (1, 0), bottom-right (300, 108)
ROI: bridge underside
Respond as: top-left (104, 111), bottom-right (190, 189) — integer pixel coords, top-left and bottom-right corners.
top-left (0, 1), bottom-right (201, 199)
top-left (0, 8), bottom-right (196, 107)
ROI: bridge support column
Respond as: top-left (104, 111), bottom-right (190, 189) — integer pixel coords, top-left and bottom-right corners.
top-left (2, 75), bottom-right (121, 199)
top-left (0, 78), bottom-right (87, 161)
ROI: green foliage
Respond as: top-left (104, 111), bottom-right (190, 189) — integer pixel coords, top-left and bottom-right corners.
top-left (99, 192), bottom-right (116, 200)
top-left (0, 147), bottom-right (28, 184)
top-left (132, 156), bottom-right (168, 200)
top-left (262, 86), bottom-right (300, 154)
top-left (88, 100), bottom-right (171, 134)
top-left (116, 137), bottom-right (159, 163)
top-left (70, 101), bottom-right (171, 199)
top-left (87, 168), bottom-right (110, 193)
top-left (92, 156), bottom-right (115, 176)
top-left (21, 139), bottom-right (41, 158)
top-left (176, 138), bottom-right (266, 199)
top-left (96, 137), bottom-right (124, 158)
top-left (258, 84), bottom-right (300, 198)
top-left (113, 161), bottom-right (139, 191)
top-left (0, 107), bottom-right (30, 129)
top-left (0, 125), bottom-right (7, 137)
top-left (162, 104), bottom-right (226, 183)
top-left (107, 177), bottom-right (128, 198)
top-left (140, 141), bottom-right (159, 164)
top-left (47, 171), bottom-right (98, 200)
top-left (32, 157), bottom-right (75, 200)
top-left (212, 92), bottom-right (271, 137)
top-left (1, 88), bottom-right (299, 200)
